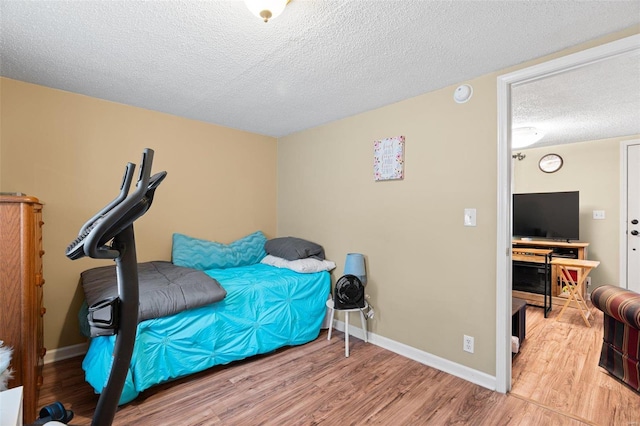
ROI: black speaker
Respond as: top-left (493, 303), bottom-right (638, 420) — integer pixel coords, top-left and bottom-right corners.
top-left (334, 274), bottom-right (365, 309)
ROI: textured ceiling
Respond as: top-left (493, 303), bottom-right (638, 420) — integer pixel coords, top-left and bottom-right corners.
top-left (512, 50), bottom-right (640, 148)
top-left (1, 0), bottom-right (639, 141)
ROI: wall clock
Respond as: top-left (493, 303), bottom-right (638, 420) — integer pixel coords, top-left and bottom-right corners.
top-left (539, 153), bottom-right (563, 173)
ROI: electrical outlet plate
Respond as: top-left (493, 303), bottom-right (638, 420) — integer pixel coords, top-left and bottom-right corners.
top-left (463, 335), bottom-right (474, 353)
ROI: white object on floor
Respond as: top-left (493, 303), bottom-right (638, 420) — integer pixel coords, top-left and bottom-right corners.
top-left (0, 386), bottom-right (23, 426)
top-left (326, 298), bottom-right (368, 357)
top-left (0, 341), bottom-right (14, 391)
top-left (511, 336), bottom-right (520, 354)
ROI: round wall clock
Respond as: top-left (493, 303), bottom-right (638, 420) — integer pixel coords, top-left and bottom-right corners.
top-left (539, 153), bottom-right (563, 173)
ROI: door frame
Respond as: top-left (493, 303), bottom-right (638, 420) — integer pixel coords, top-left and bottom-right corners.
top-left (495, 33), bottom-right (640, 393)
top-left (620, 139), bottom-right (640, 290)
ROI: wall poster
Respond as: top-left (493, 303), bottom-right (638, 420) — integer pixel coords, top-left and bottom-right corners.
top-left (373, 135), bottom-right (404, 181)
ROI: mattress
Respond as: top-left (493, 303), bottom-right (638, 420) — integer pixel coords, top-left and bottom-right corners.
top-left (82, 263), bottom-right (330, 404)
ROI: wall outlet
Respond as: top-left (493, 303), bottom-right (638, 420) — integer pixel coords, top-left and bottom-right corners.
top-left (463, 335), bottom-right (474, 353)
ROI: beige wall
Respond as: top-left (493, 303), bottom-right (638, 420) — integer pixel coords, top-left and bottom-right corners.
top-left (514, 136), bottom-right (638, 290)
top-left (279, 76), bottom-right (500, 374)
top-left (278, 27), bottom-right (639, 376)
top-left (0, 78), bottom-right (277, 350)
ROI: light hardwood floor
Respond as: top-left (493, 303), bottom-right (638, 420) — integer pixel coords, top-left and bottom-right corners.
top-left (511, 302), bottom-right (639, 426)
top-left (39, 305), bottom-right (638, 425)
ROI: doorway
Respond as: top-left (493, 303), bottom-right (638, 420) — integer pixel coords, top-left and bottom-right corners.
top-left (495, 34), bottom-right (640, 393)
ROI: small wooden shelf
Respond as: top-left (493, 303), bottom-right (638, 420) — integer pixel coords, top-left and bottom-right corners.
top-left (552, 258), bottom-right (600, 326)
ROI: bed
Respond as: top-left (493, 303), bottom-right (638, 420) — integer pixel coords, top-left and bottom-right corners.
top-left (78, 232), bottom-right (333, 405)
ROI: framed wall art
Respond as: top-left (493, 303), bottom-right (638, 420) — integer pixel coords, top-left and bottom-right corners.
top-left (373, 135), bottom-right (404, 181)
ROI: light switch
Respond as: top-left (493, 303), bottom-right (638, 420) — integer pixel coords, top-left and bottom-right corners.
top-left (464, 208), bottom-right (477, 227)
top-left (593, 210), bottom-right (606, 220)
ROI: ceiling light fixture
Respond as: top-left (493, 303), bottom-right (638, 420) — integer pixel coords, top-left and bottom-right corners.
top-left (244, 0), bottom-right (289, 23)
top-left (512, 127), bottom-right (545, 149)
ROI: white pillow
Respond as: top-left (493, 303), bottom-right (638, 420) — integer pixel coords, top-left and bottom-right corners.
top-left (260, 254), bottom-right (336, 273)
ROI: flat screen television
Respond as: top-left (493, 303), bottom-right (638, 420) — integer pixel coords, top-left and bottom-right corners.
top-left (513, 191), bottom-right (579, 241)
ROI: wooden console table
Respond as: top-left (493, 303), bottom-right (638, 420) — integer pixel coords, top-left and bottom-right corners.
top-left (512, 240), bottom-right (589, 308)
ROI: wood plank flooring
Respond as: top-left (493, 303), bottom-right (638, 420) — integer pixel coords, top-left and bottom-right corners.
top-left (39, 306), bottom-right (638, 425)
top-left (510, 303), bottom-right (639, 426)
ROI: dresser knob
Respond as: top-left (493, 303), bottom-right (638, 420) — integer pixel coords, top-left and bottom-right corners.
top-left (41, 307), bottom-right (47, 316)
top-left (40, 347), bottom-right (47, 358)
top-left (39, 221), bottom-right (45, 226)
top-left (35, 275), bottom-right (45, 287)
top-left (39, 250), bottom-right (45, 257)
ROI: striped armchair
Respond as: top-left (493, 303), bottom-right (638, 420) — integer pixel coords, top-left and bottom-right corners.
top-left (591, 285), bottom-right (640, 393)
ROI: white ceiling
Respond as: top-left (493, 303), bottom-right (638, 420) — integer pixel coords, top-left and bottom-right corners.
top-left (512, 50), bottom-right (640, 148)
top-left (1, 0), bottom-right (639, 140)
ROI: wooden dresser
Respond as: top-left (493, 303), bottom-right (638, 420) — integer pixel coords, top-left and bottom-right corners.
top-left (0, 195), bottom-right (46, 423)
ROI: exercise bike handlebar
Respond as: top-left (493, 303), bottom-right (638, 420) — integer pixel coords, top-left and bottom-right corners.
top-left (83, 149), bottom-right (153, 259)
top-left (65, 149), bottom-right (165, 260)
top-left (77, 162), bottom-right (136, 236)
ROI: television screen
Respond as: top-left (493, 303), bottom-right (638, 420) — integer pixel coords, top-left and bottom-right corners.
top-left (513, 191), bottom-right (579, 241)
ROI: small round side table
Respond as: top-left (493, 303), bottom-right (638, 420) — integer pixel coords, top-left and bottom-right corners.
top-left (326, 298), bottom-right (368, 357)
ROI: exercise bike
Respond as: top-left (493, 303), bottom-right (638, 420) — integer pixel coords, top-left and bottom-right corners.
top-left (32, 148), bottom-right (166, 426)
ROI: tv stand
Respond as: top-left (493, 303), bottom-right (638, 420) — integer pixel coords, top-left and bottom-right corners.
top-left (512, 239), bottom-right (589, 308)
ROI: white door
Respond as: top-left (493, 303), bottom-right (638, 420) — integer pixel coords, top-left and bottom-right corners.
top-left (625, 142), bottom-right (640, 292)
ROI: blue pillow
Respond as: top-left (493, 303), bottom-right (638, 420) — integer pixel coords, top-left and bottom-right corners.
top-left (172, 231), bottom-right (267, 270)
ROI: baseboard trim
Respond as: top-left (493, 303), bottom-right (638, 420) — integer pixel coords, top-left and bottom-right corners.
top-left (49, 325), bottom-right (498, 392)
top-left (44, 342), bottom-right (88, 364)
top-left (332, 320), bottom-right (497, 391)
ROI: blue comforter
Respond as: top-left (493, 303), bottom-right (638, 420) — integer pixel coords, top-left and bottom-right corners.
top-left (82, 263), bottom-right (330, 404)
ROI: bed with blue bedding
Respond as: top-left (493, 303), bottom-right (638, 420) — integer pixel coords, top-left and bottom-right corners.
top-left (79, 232), bottom-right (332, 405)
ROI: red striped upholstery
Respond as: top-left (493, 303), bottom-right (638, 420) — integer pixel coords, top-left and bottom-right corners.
top-left (591, 285), bottom-right (640, 393)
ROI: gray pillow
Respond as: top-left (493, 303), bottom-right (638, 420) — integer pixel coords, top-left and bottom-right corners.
top-left (265, 237), bottom-right (325, 261)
